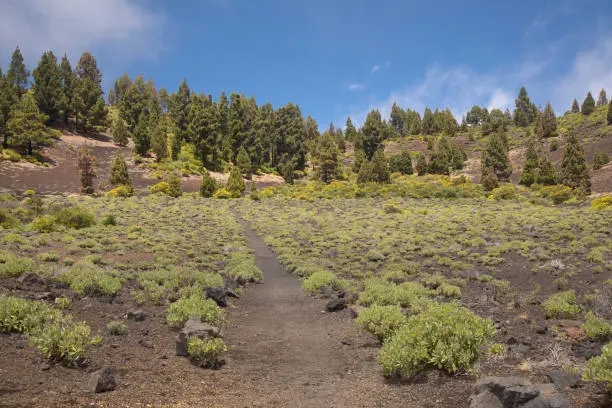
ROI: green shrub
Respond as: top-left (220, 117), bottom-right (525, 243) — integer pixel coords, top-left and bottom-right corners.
top-left (582, 342), bottom-right (611, 393)
top-left (200, 173), bottom-right (217, 198)
top-left (489, 184), bottom-right (517, 200)
top-left (106, 185), bottom-right (133, 198)
top-left (54, 206), bottom-right (96, 229)
top-left (542, 290), bottom-right (581, 319)
top-left (592, 152), bottom-right (610, 170)
top-left (31, 215), bottom-right (56, 232)
top-left (0, 256), bottom-right (37, 278)
top-left (167, 174), bottom-right (182, 198)
top-left (166, 295), bottom-right (224, 328)
top-left (54, 297), bottom-right (72, 309)
top-left (359, 279), bottom-right (432, 314)
top-left (222, 252), bottom-right (263, 285)
top-left (583, 312), bottom-right (612, 340)
top-left (106, 321), bottom-right (129, 336)
top-left (0, 208), bottom-right (19, 229)
top-left (227, 166), bottom-right (246, 197)
top-left (540, 185), bottom-right (574, 204)
top-left (187, 337), bottom-right (227, 368)
top-left (389, 151), bottom-right (413, 175)
top-left (102, 214), bottom-right (117, 226)
top-left (301, 270), bottom-right (337, 293)
top-left (32, 320), bottom-right (100, 366)
top-left (150, 181), bottom-right (170, 195)
top-left (213, 188), bottom-right (234, 199)
top-left (592, 195), bottom-right (612, 210)
top-left (378, 302), bottom-right (495, 378)
top-left (60, 264), bottom-right (123, 296)
top-left (0, 296), bottom-right (99, 366)
top-left (355, 304), bottom-right (407, 342)
top-left (39, 252), bottom-right (60, 262)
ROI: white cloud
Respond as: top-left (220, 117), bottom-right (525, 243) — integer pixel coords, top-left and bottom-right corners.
top-left (487, 89), bottom-right (513, 111)
top-left (553, 38), bottom-right (612, 111)
top-left (348, 83), bottom-right (365, 91)
top-left (0, 0), bottom-right (165, 63)
top-left (371, 65), bottom-right (380, 73)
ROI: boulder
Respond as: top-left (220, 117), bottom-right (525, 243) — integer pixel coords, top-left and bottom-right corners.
top-left (206, 287), bottom-right (227, 308)
top-left (326, 298), bottom-right (347, 312)
top-left (470, 376), bottom-right (570, 408)
top-left (124, 310), bottom-right (146, 322)
top-left (175, 316), bottom-right (221, 357)
top-left (89, 367), bottom-right (116, 393)
top-left (17, 272), bottom-right (46, 285)
top-left (547, 370), bottom-right (580, 390)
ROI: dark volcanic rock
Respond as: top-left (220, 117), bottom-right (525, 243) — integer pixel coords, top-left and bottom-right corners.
top-left (326, 298), bottom-right (347, 312)
top-left (206, 287), bottom-right (228, 308)
top-left (470, 376), bottom-right (570, 408)
top-left (175, 316), bottom-right (222, 357)
top-left (125, 310), bottom-right (146, 322)
top-left (89, 367), bottom-right (116, 393)
top-left (547, 370), bottom-right (581, 390)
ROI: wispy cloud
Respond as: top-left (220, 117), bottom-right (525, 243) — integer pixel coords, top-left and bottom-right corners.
top-left (371, 65), bottom-right (380, 73)
top-left (0, 0), bottom-right (166, 63)
top-left (348, 83), bottom-right (365, 91)
top-left (523, 13), bottom-right (551, 39)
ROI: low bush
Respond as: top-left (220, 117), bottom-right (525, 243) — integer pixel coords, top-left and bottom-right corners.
top-left (540, 185), bottom-right (574, 205)
top-left (30, 215), bottom-right (56, 232)
top-left (150, 181), bottom-right (170, 194)
top-left (301, 270), bottom-right (338, 293)
top-left (187, 337), bottom-right (227, 368)
top-left (378, 302), bottom-right (495, 379)
top-left (200, 173), bottom-right (217, 198)
top-left (542, 290), bottom-right (581, 319)
top-left (167, 174), bottom-right (182, 198)
top-left (489, 184), bottom-right (517, 200)
top-left (102, 214), bottom-right (117, 226)
top-left (0, 208), bottom-right (19, 229)
top-left (60, 263), bottom-right (123, 296)
top-left (106, 185), bottom-right (133, 198)
top-left (106, 321), bottom-right (129, 336)
top-left (582, 342), bottom-right (611, 393)
top-left (166, 295), bottom-right (224, 328)
top-left (39, 252), bottom-right (60, 262)
top-left (592, 152), bottom-right (610, 170)
top-left (359, 279), bottom-right (432, 314)
top-left (592, 195), bottom-right (612, 210)
top-left (213, 188), bottom-right (235, 199)
top-left (355, 304), bottom-right (407, 342)
top-left (54, 297), bottom-right (72, 309)
top-left (0, 256), bottom-right (37, 278)
top-left (222, 252), bottom-right (263, 285)
top-left (583, 312), bottom-right (612, 340)
top-left (0, 296), bottom-right (99, 366)
top-left (54, 206), bottom-right (96, 229)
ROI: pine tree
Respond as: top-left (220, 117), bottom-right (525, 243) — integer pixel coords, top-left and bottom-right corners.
top-left (538, 155), bottom-right (557, 186)
top-left (151, 120), bottom-right (168, 162)
top-left (171, 134), bottom-right (181, 161)
top-left (236, 146), bottom-right (252, 175)
top-left (132, 112), bottom-right (150, 156)
top-left (0, 69), bottom-right (17, 147)
top-left (541, 101), bottom-right (556, 138)
top-left (58, 55), bottom-right (74, 126)
top-left (313, 128), bottom-right (340, 183)
top-left (390, 103), bottom-right (404, 135)
top-left (171, 80), bottom-right (191, 144)
top-left (597, 89), bottom-right (608, 106)
top-left (32, 51), bottom-right (61, 122)
top-left (352, 149), bottom-right (366, 173)
top-left (480, 165), bottom-right (499, 191)
top-left (608, 100), bottom-right (612, 125)
top-left (370, 149), bottom-right (390, 183)
top-left (109, 154), bottom-right (130, 186)
top-left (571, 99), bottom-right (580, 113)
top-left (428, 136), bottom-right (453, 175)
top-left (421, 107), bottom-right (435, 135)
top-left (7, 93), bottom-right (54, 155)
top-left (357, 159), bottom-right (375, 184)
top-left (227, 166), bottom-right (246, 197)
top-left (111, 117), bottom-right (130, 146)
top-left (87, 96), bottom-right (108, 131)
top-left (345, 116), bottom-right (357, 142)
top-left (6, 47), bottom-right (30, 98)
top-left (200, 172), bottom-right (217, 198)
top-left (559, 131), bottom-right (590, 193)
top-left (361, 110), bottom-right (385, 160)
top-left (119, 76), bottom-right (147, 132)
top-left (519, 140), bottom-right (539, 186)
top-left (73, 52), bottom-right (104, 132)
top-left (415, 152), bottom-right (428, 176)
top-left (581, 92), bottom-right (595, 115)
top-left (514, 86), bottom-right (537, 126)
top-left (389, 151), bottom-right (413, 175)
top-left (76, 145), bottom-right (96, 194)
top-left (335, 128), bottom-right (346, 152)
top-left (410, 112), bottom-right (422, 135)
top-left (482, 132), bottom-right (512, 181)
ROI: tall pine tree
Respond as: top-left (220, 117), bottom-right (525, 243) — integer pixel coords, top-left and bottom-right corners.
top-left (58, 55), bottom-right (75, 126)
top-left (32, 51), bottom-right (61, 122)
top-left (361, 110), bottom-right (385, 160)
top-left (541, 101), bottom-right (556, 138)
top-left (7, 47), bottom-right (30, 98)
top-left (514, 87), bottom-right (538, 126)
top-left (559, 131), bottom-right (590, 193)
top-left (482, 131), bottom-right (512, 182)
top-left (597, 89), bottom-right (608, 106)
top-left (571, 99), bottom-right (580, 113)
top-left (581, 92), bottom-right (595, 115)
top-left (7, 93), bottom-right (54, 155)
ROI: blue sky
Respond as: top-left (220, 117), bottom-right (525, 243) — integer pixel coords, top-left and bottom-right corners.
top-left (1, 0), bottom-right (611, 128)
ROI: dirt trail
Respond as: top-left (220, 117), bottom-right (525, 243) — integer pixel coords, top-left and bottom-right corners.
top-left (197, 222), bottom-right (472, 408)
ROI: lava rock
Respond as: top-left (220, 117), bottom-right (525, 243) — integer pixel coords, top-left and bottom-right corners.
top-left (206, 287), bottom-right (228, 308)
top-left (470, 376), bottom-right (570, 408)
top-left (125, 310), bottom-right (146, 322)
top-left (17, 273), bottom-right (46, 285)
top-left (326, 298), bottom-right (347, 312)
top-left (547, 370), bottom-right (581, 390)
top-left (175, 316), bottom-right (221, 357)
top-left (349, 305), bottom-right (364, 319)
top-left (138, 339), bottom-right (154, 349)
top-left (89, 367), bottom-right (116, 393)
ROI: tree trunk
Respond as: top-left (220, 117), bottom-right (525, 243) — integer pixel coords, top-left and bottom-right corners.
top-left (27, 139), bottom-right (32, 156)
